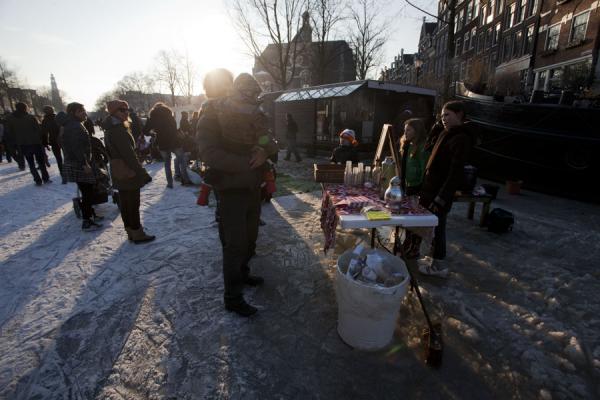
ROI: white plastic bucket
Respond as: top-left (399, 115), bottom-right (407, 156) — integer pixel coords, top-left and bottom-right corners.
top-left (335, 249), bottom-right (410, 350)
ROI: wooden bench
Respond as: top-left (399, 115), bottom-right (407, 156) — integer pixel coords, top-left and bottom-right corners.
top-left (454, 191), bottom-right (493, 226)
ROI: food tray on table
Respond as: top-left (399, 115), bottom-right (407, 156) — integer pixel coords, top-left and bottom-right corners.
top-left (314, 163), bottom-right (345, 183)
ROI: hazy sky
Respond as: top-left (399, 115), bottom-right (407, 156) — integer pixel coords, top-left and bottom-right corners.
top-left (0, 0), bottom-right (436, 109)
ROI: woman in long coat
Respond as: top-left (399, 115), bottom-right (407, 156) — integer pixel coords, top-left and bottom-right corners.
top-left (60, 103), bottom-right (103, 231)
top-left (103, 100), bottom-right (155, 243)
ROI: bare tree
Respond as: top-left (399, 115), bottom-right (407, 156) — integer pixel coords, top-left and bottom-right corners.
top-left (309, 0), bottom-right (347, 84)
top-left (177, 51), bottom-right (196, 104)
top-left (231, 0), bottom-right (306, 90)
top-left (116, 71), bottom-right (156, 95)
top-left (0, 58), bottom-right (19, 112)
top-left (349, 0), bottom-right (389, 80)
top-left (154, 50), bottom-right (182, 106)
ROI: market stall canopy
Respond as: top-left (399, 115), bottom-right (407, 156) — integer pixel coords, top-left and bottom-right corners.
top-left (274, 80), bottom-right (436, 103)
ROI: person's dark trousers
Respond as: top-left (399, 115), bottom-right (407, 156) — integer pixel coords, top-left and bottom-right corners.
top-left (432, 209), bottom-right (447, 260)
top-left (21, 144), bottom-right (49, 183)
top-left (77, 182), bottom-right (95, 220)
top-left (50, 144), bottom-right (64, 176)
top-left (6, 143), bottom-right (24, 168)
top-left (117, 189), bottom-right (141, 229)
top-left (285, 140), bottom-right (302, 162)
top-left (217, 187), bottom-right (261, 304)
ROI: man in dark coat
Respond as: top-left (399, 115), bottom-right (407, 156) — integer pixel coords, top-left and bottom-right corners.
top-left (40, 105), bottom-right (66, 183)
top-left (5, 102), bottom-right (49, 184)
top-left (284, 113), bottom-right (301, 162)
top-left (197, 70), bottom-right (278, 317)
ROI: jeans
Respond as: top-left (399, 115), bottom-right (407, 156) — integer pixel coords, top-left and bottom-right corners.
top-left (160, 148), bottom-right (189, 184)
top-left (21, 144), bottom-right (49, 183)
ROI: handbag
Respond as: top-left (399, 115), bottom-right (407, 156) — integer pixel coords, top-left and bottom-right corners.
top-left (110, 158), bottom-right (135, 180)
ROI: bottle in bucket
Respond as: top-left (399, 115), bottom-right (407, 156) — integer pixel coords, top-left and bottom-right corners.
top-left (197, 183), bottom-right (211, 206)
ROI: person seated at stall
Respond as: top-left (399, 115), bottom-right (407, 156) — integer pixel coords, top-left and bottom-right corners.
top-left (330, 129), bottom-right (359, 164)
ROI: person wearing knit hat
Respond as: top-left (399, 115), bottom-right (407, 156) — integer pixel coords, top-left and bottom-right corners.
top-left (330, 128), bottom-right (359, 164)
top-left (102, 99), bottom-right (155, 243)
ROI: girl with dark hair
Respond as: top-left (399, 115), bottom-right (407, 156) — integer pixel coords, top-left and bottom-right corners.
top-left (400, 118), bottom-right (429, 195)
top-left (417, 100), bottom-right (474, 278)
top-left (143, 102), bottom-right (191, 188)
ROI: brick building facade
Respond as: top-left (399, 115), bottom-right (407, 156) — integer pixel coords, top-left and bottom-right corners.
top-left (383, 0), bottom-right (600, 99)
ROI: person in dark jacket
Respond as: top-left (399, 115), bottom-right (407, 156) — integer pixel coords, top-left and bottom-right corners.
top-left (2, 111), bottom-right (21, 167)
top-left (197, 70), bottom-right (278, 317)
top-left (40, 105), bottom-right (67, 184)
top-left (144, 102), bottom-right (191, 187)
top-left (179, 111), bottom-right (192, 135)
top-left (417, 100), bottom-right (474, 278)
top-left (330, 129), bottom-right (359, 164)
top-left (103, 100), bottom-right (155, 243)
top-left (284, 113), bottom-right (301, 162)
top-left (60, 103), bottom-right (103, 230)
top-left (5, 102), bottom-right (49, 184)
top-left (129, 109), bottom-right (144, 140)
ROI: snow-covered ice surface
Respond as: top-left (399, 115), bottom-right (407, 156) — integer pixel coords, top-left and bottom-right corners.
top-left (1, 153), bottom-right (600, 399)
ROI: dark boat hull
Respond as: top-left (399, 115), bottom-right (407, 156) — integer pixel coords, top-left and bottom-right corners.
top-left (455, 83), bottom-right (600, 200)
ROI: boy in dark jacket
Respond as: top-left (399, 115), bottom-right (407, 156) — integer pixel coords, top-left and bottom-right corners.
top-left (330, 129), bottom-right (359, 164)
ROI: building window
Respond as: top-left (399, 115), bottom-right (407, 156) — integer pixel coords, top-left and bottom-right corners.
top-left (527, 0), bottom-right (538, 17)
top-left (490, 52), bottom-right (498, 69)
top-left (454, 14), bottom-right (460, 33)
top-left (456, 37), bottom-right (462, 56)
top-left (478, 32), bottom-right (485, 53)
top-left (519, 69), bottom-right (527, 90)
top-left (496, 0), bottom-right (504, 15)
top-left (464, 32), bottom-right (470, 53)
top-left (537, 70), bottom-right (547, 90)
top-left (459, 9), bottom-right (465, 30)
top-left (546, 24), bottom-right (560, 50)
top-left (563, 59), bottom-right (592, 90)
top-left (466, 0), bottom-right (473, 21)
top-left (503, 35), bottom-right (512, 61)
top-left (507, 4), bottom-right (516, 28)
top-left (570, 11), bottom-right (590, 44)
top-left (493, 23), bottom-right (501, 46)
top-left (549, 68), bottom-right (563, 91)
top-left (524, 24), bottom-right (535, 53)
top-left (518, 0), bottom-right (526, 22)
top-left (513, 31), bottom-right (523, 57)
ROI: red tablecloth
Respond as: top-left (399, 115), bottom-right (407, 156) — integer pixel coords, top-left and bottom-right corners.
top-left (320, 184), bottom-right (430, 252)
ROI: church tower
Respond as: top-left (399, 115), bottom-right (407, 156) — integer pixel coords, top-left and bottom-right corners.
top-left (50, 74), bottom-right (63, 110)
